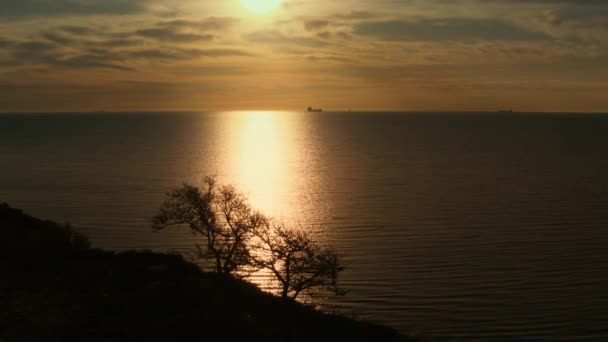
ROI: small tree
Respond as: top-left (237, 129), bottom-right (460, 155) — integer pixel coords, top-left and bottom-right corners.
top-left (153, 177), bottom-right (345, 300)
top-left (254, 224), bottom-right (345, 300)
top-left (153, 176), bottom-right (267, 275)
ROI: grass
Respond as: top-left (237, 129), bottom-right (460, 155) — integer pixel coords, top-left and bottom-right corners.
top-left (0, 203), bottom-right (423, 342)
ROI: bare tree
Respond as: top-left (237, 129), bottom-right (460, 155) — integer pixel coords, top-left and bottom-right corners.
top-left (153, 176), bottom-right (267, 275)
top-left (153, 177), bottom-right (345, 300)
top-left (253, 224), bottom-right (345, 300)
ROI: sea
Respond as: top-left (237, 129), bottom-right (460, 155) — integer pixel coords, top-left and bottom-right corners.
top-left (1, 111), bottom-right (607, 341)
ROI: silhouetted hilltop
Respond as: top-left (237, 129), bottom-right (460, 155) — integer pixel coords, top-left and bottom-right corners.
top-left (0, 203), bottom-right (420, 342)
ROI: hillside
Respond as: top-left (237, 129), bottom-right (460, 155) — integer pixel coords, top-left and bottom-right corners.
top-left (0, 203), bottom-right (419, 342)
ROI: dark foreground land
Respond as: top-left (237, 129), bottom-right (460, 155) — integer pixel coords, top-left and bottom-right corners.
top-left (0, 203), bottom-right (418, 342)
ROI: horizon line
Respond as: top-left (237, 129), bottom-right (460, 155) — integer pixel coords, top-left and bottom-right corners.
top-left (1, 110), bottom-right (608, 115)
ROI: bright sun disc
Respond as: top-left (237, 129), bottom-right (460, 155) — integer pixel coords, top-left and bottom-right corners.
top-left (240, 0), bottom-right (281, 13)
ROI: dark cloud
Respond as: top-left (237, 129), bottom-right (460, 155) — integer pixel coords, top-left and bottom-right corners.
top-left (39, 29), bottom-right (145, 48)
top-left (297, 11), bottom-right (374, 37)
top-left (336, 32), bottom-right (353, 40)
top-left (304, 20), bottom-right (330, 32)
top-left (0, 38), bottom-right (132, 71)
top-left (317, 32), bottom-right (332, 40)
top-left (158, 17), bottom-right (239, 31)
top-left (127, 49), bottom-right (187, 60)
top-left (482, 0), bottom-right (606, 4)
top-left (0, 0), bottom-right (149, 18)
top-left (97, 38), bottom-right (144, 48)
top-left (0, 38), bottom-right (14, 48)
top-left (40, 32), bottom-right (77, 45)
top-left (48, 18), bottom-right (238, 46)
top-left (0, 17), bottom-right (250, 72)
top-left (532, 6), bottom-right (608, 43)
top-left (540, 7), bottom-right (608, 25)
top-left (354, 18), bottom-right (551, 41)
top-left (8, 41), bottom-right (61, 66)
top-left (133, 17), bottom-right (239, 43)
top-left (135, 28), bottom-right (214, 43)
top-left (57, 54), bottom-right (133, 71)
top-left (60, 26), bottom-right (98, 35)
top-left (1, 37), bottom-right (251, 71)
top-left (59, 25), bottom-right (106, 36)
top-left (413, 0), bottom-right (608, 5)
top-left (129, 48), bottom-right (250, 61)
top-left (333, 11), bottom-right (375, 20)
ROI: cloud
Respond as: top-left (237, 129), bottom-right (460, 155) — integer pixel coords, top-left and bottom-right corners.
top-left (296, 11), bottom-right (375, 35)
top-left (481, 0), bottom-right (606, 4)
top-left (158, 17), bottom-right (240, 31)
top-left (333, 11), bottom-right (375, 21)
top-left (129, 48), bottom-right (251, 61)
top-left (40, 32), bottom-right (78, 45)
top-left (0, 0), bottom-right (150, 18)
top-left (1, 36), bottom-right (251, 71)
top-left (38, 28), bottom-right (145, 48)
top-left (317, 32), bottom-right (332, 39)
top-left (306, 55), bottom-right (352, 63)
top-left (1, 41), bottom-right (61, 67)
top-left (0, 37), bottom-right (133, 71)
top-left (0, 38), bottom-right (14, 48)
top-left (313, 30), bottom-right (351, 41)
top-left (354, 18), bottom-right (552, 41)
top-left (335, 32), bottom-right (353, 40)
top-left (133, 17), bottom-right (239, 43)
top-left (304, 20), bottom-right (330, 32)
top-left (57, 54), bottom-right (134, 71)
top-left (135, 28), bottom-right (214, 43)
top-left (530, 6), bottom-right (608, 42)
top-left (0, 17), bottom-right (251, 72)
top-left (59, 26), bottom-right (105, 36)
top-left (96, 38), bottom-right (145, 48)
top-left (247, 30), bottom-right (328, 48)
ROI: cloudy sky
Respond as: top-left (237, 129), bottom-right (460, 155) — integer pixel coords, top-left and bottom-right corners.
top-left (1, 0), bottom-right (607, 112)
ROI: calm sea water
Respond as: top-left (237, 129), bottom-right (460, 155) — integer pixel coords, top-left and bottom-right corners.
top-left (1, 111), bottom-right (608, 341)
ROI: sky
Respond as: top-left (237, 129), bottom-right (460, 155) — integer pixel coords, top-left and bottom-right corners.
top-left (0, 0), bottom-right (607, 112)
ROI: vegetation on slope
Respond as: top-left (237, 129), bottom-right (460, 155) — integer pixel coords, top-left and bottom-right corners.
top-left (0, 203), bottom-right (419, 342)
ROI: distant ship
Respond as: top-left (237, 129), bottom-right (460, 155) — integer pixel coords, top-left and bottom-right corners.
top-left (498, 109), bottom-right (513, 113)
top-left (307, 106), bottom-right (323, 112)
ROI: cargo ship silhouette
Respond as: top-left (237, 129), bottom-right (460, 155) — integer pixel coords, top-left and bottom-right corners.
top-left (307, 106), bottom-right (323, 112)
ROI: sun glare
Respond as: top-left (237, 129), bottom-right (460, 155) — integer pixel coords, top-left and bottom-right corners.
top-left (228, 111), bottom-right (291, 217)
top-left (240, 0), bottom-right (281, 13)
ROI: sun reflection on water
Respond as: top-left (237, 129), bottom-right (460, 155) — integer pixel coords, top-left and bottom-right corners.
top-left (218, 111), bottom-right (330, 298)
top-left (226, 111), bottom-right (293, 218)
top-left (222, 111), bottom-right (293, 294)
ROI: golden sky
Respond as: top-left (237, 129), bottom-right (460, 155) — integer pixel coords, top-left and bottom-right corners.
top-left (1, 0), bottom-right (607, 112)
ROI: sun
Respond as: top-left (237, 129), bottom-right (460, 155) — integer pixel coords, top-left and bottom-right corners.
top-left (240, 0), bottom-right (281, 14)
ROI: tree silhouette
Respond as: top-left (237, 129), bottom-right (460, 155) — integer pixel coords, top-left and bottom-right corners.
top-left (153, 176), bottom-right (267, 275)
top-left (253, 224), bottom-right (345, 300)
top-left (153, 177), bottom-right (345, 300)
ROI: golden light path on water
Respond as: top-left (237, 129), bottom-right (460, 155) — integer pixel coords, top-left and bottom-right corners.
top-left (218, 111), bottom-right (329, 299)
top-left (229, 111), bottom-right (292, 217)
